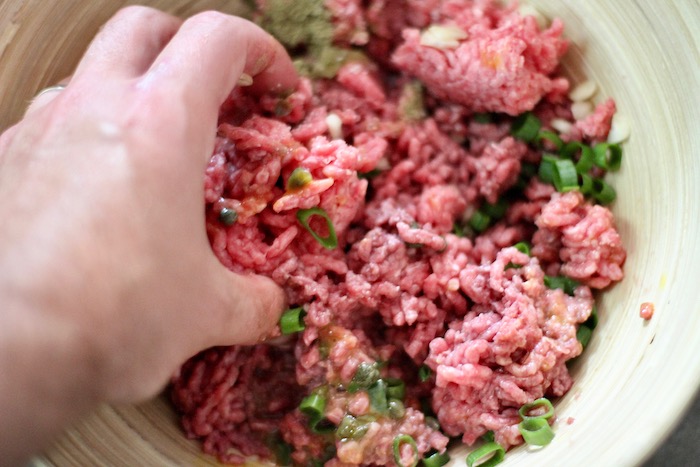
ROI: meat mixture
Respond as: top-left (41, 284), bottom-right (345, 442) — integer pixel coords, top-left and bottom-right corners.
top-left (170, 1), bottom-right (626, 465)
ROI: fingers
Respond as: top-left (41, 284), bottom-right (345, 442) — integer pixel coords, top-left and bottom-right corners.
top-left (72, 6), bottom-right (182, 81)
top-left (142, 12), bottom-right (298, 124)
top-left (203, 259), bottom-right (286, 347)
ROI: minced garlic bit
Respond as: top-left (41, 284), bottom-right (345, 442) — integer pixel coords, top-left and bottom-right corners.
top-left (607, 113), bottom-right (631, 143)
top-left (568, 80), bottom-right (598, 102)
top-left (571, 101), bottom-right (594, 120)
top-left (420, 24), bottom-right (468, 50)
top-left (326, 113), bottom-right (343, 140)
top-left (550, 118), bottom-right (574, 135)
top-left (237, 73), bottom-right (254, 87)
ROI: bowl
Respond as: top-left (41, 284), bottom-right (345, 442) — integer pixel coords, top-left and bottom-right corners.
top-left (2, 1), bottom-right (699, 466)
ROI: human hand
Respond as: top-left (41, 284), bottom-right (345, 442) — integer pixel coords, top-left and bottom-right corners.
top-left (0, 5), bottom-right (295, 411)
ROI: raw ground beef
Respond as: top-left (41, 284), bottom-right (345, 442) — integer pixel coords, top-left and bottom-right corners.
top-left (171, 1), bottom-right (626, 465)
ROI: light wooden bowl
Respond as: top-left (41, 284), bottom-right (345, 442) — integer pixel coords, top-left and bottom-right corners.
top-left (2, 1), bottom-right (699, 466)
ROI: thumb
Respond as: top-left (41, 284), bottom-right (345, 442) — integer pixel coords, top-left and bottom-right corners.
top-left (203, 259), bottom-right (286, 347)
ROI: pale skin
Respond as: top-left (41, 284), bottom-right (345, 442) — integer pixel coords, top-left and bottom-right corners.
top-left (0, 7), bottom-right (297, 465)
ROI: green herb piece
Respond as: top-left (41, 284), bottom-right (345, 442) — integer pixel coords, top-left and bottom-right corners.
top-left (511, 112), bottom-right (542, 142)
top-left (418, 365), bottom-right (432, 382)
top-left (286, 167), bottom-right (313, 191)
top-left (348, 362), bottom-right (381, 393)
top-left (421, 450), bottom-right (450, 467)
top-left (466, 442), bottom-right (505, 467)
top-left (544, 275), bottom-right (579, 296)
top-left (393, 434), bottom-right (419, 467)
top-left (297, 207), bottom-right (338, 249)
top-left (518, 417), bottom-right (555, 446)
top-left (518, 398), bottom-right (554, 420)
top-left (219, 207), bottom-right (238, 226)
top-left (279, 307), bottom-right (306, 335)
top-left (593, 142), bottom-right (623, 171)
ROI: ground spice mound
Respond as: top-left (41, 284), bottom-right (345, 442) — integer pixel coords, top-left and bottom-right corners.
top-left (171, 1), bottom-right (626, 465)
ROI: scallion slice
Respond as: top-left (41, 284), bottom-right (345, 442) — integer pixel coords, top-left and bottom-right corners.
top-left (553, 159), bottom-right (579, 192)
top-left (368, 379), bottom-right (389, 413)
top-left (544, 275), bottom-right (579, 296)
top-left (422, 450), bottom-right (450, 467)
top-left (393, 434), bottom-right (419, 467)
top-left (299, 391), bottom-right (326, 422)
top-left (518, 398), bottom-right (555, 420)
top-left (386, 378), bottom-right (406, 400)
top-left (469, 210), bottom-right (491, 233)
top-left (572, 144), bottom-right (596, 174)
top-left (348, 362), bottom-right (381, 393)
top-left (472, 113), bottom-right (493, 124)
top-left (286, 167), bottom-right (313, 190)
top-left (535, 130), bottom-right (564, 151)
top-left (579, 173), bottom-right (594, 195)
top-left (481, 199), bottom-right (508, 220)
top-left (297, 207), bottom-right (338, 249)
top-left (593, 143), bottom-right (623, 171)
top-left (279, 307), bottom-right (306, 335)
top-left (466, 442), bottom-right (505, 467)
top-left (418, 365), bottom-right (432, 382)
top-left (518, 417), bottom-right (555, 446)
top-left (358, 168), bottom-right (382, 179)
top-left (481, 431), bottom-right (495, 443)
top-left (513, 242), bottom-right (531, 256)
top-left (585, 306), bottom-right (599, 330)
top-left (538, 154), bottom-right (559, 184)
top-left (577, 324), bottom-right (593, 349)
top-left (388, 398), bottom-right (406, 419)
top-left (511, 112), bottom-right (542, 142)
top-left (591, 178), bottom-right (617, 205)
top-left (336, 414), bottom-right (370, 440)
top-left (219, 207), bottom-right (238, 226)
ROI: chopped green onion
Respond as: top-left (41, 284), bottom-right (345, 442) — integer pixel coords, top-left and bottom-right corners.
top-left (386, 378), bottom-right (406, 400)
top-left (271, 439), bottom-right (292, 466)
top-left (513, 242), bottom-right (531, 256)
top-left (544, 275), bottom-right (579, 296)
top-left (452, 223), bottom-right (466, 238)
top-left (279, 307), bottom-right (306, 335)
top-left (336, 414), bottom-right (370, 440)
top-left (511, 112), bottom-right (542, 142)
top-left (538, 153), bottom-right (559, 184)
top-left (359, 168), bottom-right (382, 179)
top-left (518, 417), bottom-right (555, 446)
top-left (466, 442), bottom-right (505, 467)
top-left (591, 178), bottom-right (617, 205)
top-left (421, 450), bottom-right (450, 467)
top-left (472, 113), bottom-right (492, 124)
top-left (368, 379), bottom-right (389, 413)
top-left (297, 207), bottom-right (338, 249)
top-left (561, 141), bottom-right (597, 177)
top-left (585, 306), bottom-right (599, 330)
top-left (311, 417), bottom-right (336, 434)
top-left (577, 324), bottom-right (593, 349)
top-left (593, 143), bottom-right (623, 171)
top-left (286, 167), bottom-right (313, 190)
top-left (518, 398), bottom-right (555, 420)
top-left (481, 199), bottom-right (508, 220)
top-left (424, 416), bottom-right (440, 431)
top-left (579, 173), bottom-right (594, 195)
top-left (552, 159), bottom-right (579, 192)
top-left (388, 398), bottom-right (406, 419)
top-left (469, 210), bottom-right (491, 233)
top-left (481, 431), bottom-right (495, 443)
top-left (299, 391), bottom-right (326, 422)
top-left (419, 365), bottom-right (432, 382)
top-left (535, 130), bottom-right (564, 151)
top-left (393, 434), bottom-right (419, 467)
top-left (348, 362), bottom-right (381, 393)
top-left (219, 207), bottom-right (238, 226)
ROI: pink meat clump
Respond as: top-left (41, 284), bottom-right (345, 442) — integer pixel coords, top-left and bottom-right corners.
top-left (171, 1), bottom-right (627, 465)
top-left (392, 5), bottom-right (569, 115)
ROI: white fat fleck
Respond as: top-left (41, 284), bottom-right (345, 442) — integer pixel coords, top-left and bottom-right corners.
top-left (518, 4), bottom-right (548, 29)
top-left (325, 113), bottom-right (343, 140)
top-left (447, 278), bottom-right (460, 292)
top-left (420, 25), bottom-right (468, 50)
top-left (571, 101), bottom-right (594, 120)
top-left (551, 118), bottom-right (574, 135)
top-left (375, 157), bottom-right (391, 171)
top-left (98, 121), bottom-right (121, 139)
top-left (237, 73), bottom-right (254, 87)
top-left (568, 80), bottom-right (598, 102)
top-left (607, 114), bottom-right (631, 143)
